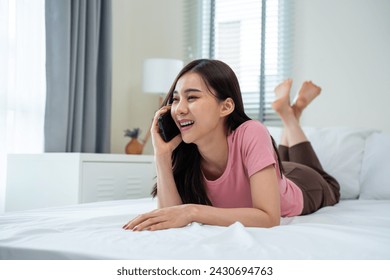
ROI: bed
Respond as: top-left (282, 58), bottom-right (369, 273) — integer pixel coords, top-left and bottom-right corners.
top-left (0, 198), bottom-right (389, 260)
top-left (1, 127), bottom-right (389, 260)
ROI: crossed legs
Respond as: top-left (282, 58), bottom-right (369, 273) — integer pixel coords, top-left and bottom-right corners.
top-left (272, 80), bottom-right (340, 214)
top-left (272, 79), bottom-right (321, 148)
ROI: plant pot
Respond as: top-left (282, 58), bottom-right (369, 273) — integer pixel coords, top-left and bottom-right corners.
top-left (125, 138), bottom-right (144, 154)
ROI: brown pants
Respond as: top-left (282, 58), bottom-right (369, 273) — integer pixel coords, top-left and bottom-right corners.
top-left (279, 142), bottom-right (340, 215)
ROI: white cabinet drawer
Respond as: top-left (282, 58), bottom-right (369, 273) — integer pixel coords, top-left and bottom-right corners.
top-left (81, 162), bottom-right (154, 203)
top-left (5, 153), bottom-right (155, 211)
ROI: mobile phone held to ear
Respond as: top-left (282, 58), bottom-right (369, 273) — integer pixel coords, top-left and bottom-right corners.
top-left (158, 111), bottom-right (180, 142)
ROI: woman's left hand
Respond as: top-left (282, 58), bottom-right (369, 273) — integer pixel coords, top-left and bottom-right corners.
top-left (122, 204), bottom-right (194, 231)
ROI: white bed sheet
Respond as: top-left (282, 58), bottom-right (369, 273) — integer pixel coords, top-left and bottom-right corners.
top-left (0, 198), bottom-right (389, 260)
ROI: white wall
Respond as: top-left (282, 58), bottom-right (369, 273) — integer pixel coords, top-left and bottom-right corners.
top-left (111, 0), bottom-right (390, 156)
top-left (111, 0), bottom-right (183, 155)
top-left (292, 0), bottom-right (390, 131)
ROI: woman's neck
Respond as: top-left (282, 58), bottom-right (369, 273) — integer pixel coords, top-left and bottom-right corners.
top-left (197, 130), bottom-right (229, 181)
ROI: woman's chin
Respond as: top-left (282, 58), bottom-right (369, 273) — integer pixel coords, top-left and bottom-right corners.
top-left (180, 134), bottom-right (195, 144)
top-left (181, 138), bottom-right (192, 144)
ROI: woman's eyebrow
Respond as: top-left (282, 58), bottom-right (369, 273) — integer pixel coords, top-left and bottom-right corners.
top-left (185, 88), bottom-right (202, 93)
top-left (173, 88), bottom-right (202, 95)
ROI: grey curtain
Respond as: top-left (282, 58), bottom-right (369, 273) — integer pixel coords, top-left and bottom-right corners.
top-left (44, 0), bottom-right (112, 153)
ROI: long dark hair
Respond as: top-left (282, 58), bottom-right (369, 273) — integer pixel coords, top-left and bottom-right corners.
top-left (151, 59), bottom-right (282, 205)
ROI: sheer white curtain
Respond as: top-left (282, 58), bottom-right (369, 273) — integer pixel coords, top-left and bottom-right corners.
top-left (0, 0), bottom-right (46, 213)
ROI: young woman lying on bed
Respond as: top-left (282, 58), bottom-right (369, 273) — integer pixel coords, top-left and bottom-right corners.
top-left (123, 59), bottom-right (340, 231)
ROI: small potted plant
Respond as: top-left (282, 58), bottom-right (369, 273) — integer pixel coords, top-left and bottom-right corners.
top-left (124, 128), bottom-right (150, 154)
top-left (124, 128), bottom-right (143, 154)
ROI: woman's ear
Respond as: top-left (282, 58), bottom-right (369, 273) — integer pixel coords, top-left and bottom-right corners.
top-left (220, 98), bottom-right (235, 117)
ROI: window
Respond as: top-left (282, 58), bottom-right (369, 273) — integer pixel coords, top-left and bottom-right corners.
top-left (0, 0), bottom-right (46, 212)
top-left (183, 0), bottom-right (293, 125)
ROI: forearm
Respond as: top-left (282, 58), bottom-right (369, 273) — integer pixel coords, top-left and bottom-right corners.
top-left (190, 204), bottom-right (280, 228)
top-left (155, 154), bottom-right (182, 208)
top-left (123, 203), bottom-right (280, 231)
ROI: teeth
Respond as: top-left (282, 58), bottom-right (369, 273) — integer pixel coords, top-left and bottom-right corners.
top-left (180, 121), bottom-right (194, 127)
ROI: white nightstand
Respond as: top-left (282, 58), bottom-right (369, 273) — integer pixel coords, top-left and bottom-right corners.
top-left (5, 153), bottom-right (156, 212)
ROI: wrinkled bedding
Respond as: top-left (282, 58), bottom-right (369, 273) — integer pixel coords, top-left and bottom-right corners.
top-left (1, 198), bottom-right (389, 260)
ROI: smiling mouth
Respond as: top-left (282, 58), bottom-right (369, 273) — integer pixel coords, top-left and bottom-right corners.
top-left (179, 120), bottom-right (194, 128)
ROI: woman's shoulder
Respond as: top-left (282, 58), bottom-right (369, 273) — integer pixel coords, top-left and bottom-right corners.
top-left (235, 120), bottom-right (269, 135)
top-left (231, 120), bottom-right (270, 142)
top-left (229, 120), bottom-right (274, 161)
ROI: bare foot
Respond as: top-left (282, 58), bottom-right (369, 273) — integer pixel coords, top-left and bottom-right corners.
top-left (292, 81), bottom-right (321, 119)
top-left (272, 79), bottom-right (293, 116)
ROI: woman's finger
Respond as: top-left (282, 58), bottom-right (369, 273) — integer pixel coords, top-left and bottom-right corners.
top-left (148, 221), bottom-right (171, 231)
top-left (123, 209), bottom-right (166, 230)
top-left (170, 133), bottom-right (183, 150)
top-left (153, 105), bottom-right (171, 121)
top-left (151, 107), bottom-right (168, 133)
top-left (132, 216), bottom-right (167, 231)
top-left (122, 212), bottom-right (153, 230)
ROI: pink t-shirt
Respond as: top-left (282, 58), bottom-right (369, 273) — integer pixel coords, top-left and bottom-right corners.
top-left (205, 120), bottom-right (303, 217)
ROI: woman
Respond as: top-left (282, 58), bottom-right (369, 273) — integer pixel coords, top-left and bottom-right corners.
top-left (123, 59), bottom-right (340, 231)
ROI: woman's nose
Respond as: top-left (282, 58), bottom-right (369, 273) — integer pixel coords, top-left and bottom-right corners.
top-left (173, 99), bottom-right (188, 115)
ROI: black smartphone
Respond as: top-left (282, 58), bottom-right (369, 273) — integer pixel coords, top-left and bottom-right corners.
top-left (158, 111), bottom-right (180, 142)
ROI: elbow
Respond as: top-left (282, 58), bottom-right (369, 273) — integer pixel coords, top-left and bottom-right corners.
top-left (263, 212), bottom-right (280, 228)
top-left (270, 216), bottom-right (280, 227)
top-left (252, 210), bottom-right (280, 228)
top-left (270, 207), bottom-right (281, 227)
top-left (270, 210), bottom-right (281, 227)
top-left (261, 216), bottom-right (280, 228)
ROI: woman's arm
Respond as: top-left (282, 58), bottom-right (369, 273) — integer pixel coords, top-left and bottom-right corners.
top-left (123, 165), bottom-right (280, 230)
top-left (193, 165), bottom-right (281, 228)
top-left (150, 106), bottom-right (183, 208)
top-left (154, 153), bottom-right (182, 207)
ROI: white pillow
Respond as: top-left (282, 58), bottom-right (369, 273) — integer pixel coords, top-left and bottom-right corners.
top-left (267, 126), bottom-right (283, 145)
top-left (267, 126), bottom-right (375, 200)
top-left (359, 132), bottom-right (390, 200)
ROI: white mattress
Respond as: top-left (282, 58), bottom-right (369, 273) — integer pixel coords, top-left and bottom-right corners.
top-left (0, 198), bottom-right (389, 260)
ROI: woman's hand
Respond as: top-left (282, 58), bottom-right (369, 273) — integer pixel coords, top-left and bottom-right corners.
top-left (151, 106), bottom-right (182, 156)
top-left (122, 204), bottom-right (194, 231)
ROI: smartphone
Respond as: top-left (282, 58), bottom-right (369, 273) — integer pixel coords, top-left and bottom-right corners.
top-left (158, 111), bottom-right (180, 142)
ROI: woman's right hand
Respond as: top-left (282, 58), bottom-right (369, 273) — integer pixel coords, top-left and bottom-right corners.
top-left (151, 106), bottom-right (182, 157)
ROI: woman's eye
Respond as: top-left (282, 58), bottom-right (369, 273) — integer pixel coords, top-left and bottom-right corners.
top-left (188, 96), bottom-right (198, 101)
top-left (171, 97), bottom-right (179, 103)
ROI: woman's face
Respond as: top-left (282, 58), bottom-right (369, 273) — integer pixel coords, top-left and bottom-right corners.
top-left (171, 72), bottom-right (227, 145)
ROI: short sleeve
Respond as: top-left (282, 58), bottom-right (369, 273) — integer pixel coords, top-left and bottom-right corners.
top-left (234, 120), bottom-right (276, 177)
